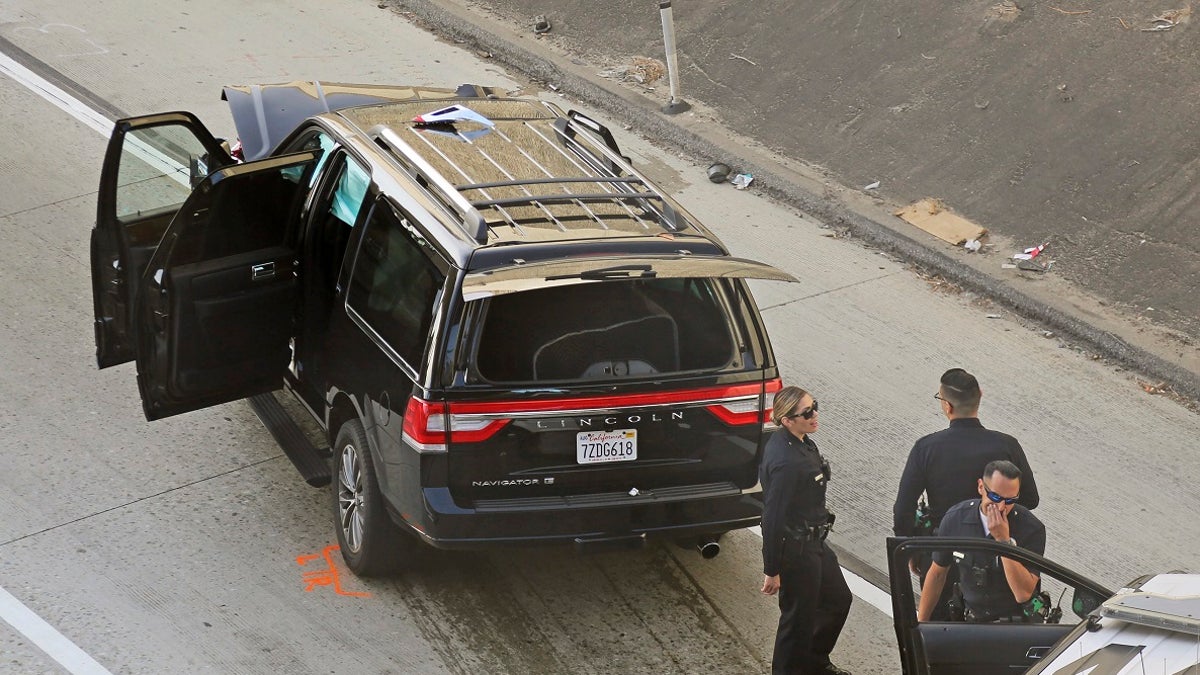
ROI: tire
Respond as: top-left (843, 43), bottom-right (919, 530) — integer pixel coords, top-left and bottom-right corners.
top-left (332, 420), bottom-right (405, 576)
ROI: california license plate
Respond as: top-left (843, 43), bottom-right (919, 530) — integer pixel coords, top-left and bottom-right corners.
top-left (576, 429), bottom-right (637, 464)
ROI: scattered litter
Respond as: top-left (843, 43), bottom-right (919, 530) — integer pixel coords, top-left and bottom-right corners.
top-left (412, 104), bottom-right (495, 128)
top-left (628, 487), bottom-right (640, 496)
top-left (963, 238), bottom-right (982, 253)
top-left (728, 53), bottom-right (758, 66)
top-left (707, 162), bottom-right (731, 183)
top-left (1012, 243), bottom-right (1048, 260)
top-left (864, 180), bottom-right (881, 190)
top-left (894, 198), bottom-right (987, 245)
top-left (600, 57), bottom-right (667, 85)
top-left (533, 14), bottom-right (552, 34)
top-left (1057, 84), bottom-right (1068, 92)
top-left (921, 53), bottom-right (936, 60)
top-left (1001, 263), bottom-right (1018, 269)
top-left (1043, 331), bottom-right (1055, 338)
top-left (1050, 6), bottom-right (1092, 15)
top-left (1138, 380), bottom-right (1168, 395)
top-left (1116, 16), bottom-right (1132, 29)
top-left (1016, 259), bottom-right (1047, 272)
top-left (974, 100), bottom-right (990, 110)
top-left (731, 173), bottom-right (754, 190)
top-left (1146, 306), bottom-right (1155, 311)
top-left (986, 314), bottom-right (1002, 319)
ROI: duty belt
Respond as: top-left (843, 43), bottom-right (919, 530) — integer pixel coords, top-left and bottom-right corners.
top-left (785, 523), bottom-right (832, 542)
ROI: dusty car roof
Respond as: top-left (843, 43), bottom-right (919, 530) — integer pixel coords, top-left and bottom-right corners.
top-left (335, 98), bottom-right (698, 245)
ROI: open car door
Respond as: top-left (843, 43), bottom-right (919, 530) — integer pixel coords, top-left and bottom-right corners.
top-left (92, 112), bottom-right (233, 368)
top-left (133, 150), bottom-right (320, 420)
top-left (887, 537), bottom-right (1112, 675)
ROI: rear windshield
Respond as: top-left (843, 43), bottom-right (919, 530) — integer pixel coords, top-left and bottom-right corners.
top-left (472, 278), bottom-right (746, 383)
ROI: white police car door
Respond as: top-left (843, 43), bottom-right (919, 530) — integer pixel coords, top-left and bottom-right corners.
top-left (131, 150), bottom-right (320, 421)
top-left (91, 112), bottom-right (233, 368)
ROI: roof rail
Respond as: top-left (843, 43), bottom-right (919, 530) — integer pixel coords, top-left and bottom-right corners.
top-left (371, 125), bottom-right (489, 244)
top-left (552, 114), bottom-right (687, 232)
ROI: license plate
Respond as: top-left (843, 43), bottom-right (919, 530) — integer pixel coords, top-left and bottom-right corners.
top-left (576, 429), bottom-right (637, 464)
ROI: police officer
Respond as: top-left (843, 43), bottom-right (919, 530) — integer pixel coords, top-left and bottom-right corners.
top-left (760, 386), bottom-right (852, 675)
top-left (893, 368), bottom-right (1040, 539)
top-left (917, 460), bottom-right (1046, 623)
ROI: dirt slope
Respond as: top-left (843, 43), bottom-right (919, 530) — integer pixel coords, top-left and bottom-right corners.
top-left (476, 0), bottom-right (1200, 342)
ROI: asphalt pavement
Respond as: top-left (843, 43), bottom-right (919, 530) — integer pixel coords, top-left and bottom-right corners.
top-left (1, 1), bottom-right (1197, 672)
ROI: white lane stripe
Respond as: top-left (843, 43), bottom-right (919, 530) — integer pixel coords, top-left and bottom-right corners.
top-left (0, 51), bottom-right (112, 136)
top-left (1, 53), bottom-right (116, 675)
top-left (750, 526), bottom-right (893, 618)
top-left (0, 586), bottom-right (115, 675)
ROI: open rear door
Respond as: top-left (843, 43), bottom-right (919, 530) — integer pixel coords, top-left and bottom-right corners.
top-left (133, 150), bottom-right (319, 420)
top-left (92, 112), bottom-right (232, 368)
top-left (461, 254), bottom-right (799, 301)
top-left (887, 537), bottom-right (1111, 675)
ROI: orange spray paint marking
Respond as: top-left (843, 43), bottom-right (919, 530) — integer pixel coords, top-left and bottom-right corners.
top-left (296, 545), bottom-right (370, 597)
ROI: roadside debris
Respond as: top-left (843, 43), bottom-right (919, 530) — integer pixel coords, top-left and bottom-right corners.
top-left (864, 180), bottom-right (881, 190)
top-left (706, 162), bottom-right (731, 183)
top-left (963, 238), bottom-right (982, 253)
top-left (730, 173), bottom-right (754, 190)
top-left (895, 198), bottom-right (987, 245)
top-left (599, 57), bottom-right (666, 85)
top-left (986, 314), bottom-right (1002, 319)
top-left (1143, 8), bottom-right (1189, 31)
top-left (1138, 380), bottom-right (1169, 395)
top-left (1016, 258), bottom-right (1048, 272)
top-left (1012, 243), bottom-right (1047, 260)
top-left (533, 15), bottom-right (552, 34)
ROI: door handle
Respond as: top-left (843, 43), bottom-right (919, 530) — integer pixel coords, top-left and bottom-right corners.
top-left (251, 262), bottom-right (276, 281)
top-left (1026, 646), bottom-right (1053, 660)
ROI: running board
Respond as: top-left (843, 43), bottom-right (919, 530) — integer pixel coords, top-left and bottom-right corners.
top-left (247, 393), bottom-right (331, 488)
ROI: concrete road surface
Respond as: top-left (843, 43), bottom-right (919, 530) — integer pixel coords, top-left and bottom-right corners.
top-left (0, 1), bottom-right (1196, 673)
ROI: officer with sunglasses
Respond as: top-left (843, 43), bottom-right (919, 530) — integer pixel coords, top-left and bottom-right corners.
top-left (916, 460), bottom-right (1046, 623)
top-left (760, 386), bottom-right (852, 675)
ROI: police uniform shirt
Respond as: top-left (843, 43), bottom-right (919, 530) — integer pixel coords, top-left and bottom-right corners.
top-left (893, 418), bottom-right (1040, 536)
top-left (760, 428), bottom-right (830, 577)
top-left (932, 499), bottom-right (1047, 618)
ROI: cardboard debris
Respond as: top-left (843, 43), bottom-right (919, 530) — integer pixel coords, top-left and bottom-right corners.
top-left (894, 198), bottom-right (987, 246)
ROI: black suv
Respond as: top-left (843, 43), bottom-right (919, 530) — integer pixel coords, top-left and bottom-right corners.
top-left (91, 82), bottom-right (797, 574)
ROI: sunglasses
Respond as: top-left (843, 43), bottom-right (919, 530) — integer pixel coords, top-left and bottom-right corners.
top-left (983, 482), bottom-right (1019, 505)
top-left (786, 400), bottom-right (818, 420)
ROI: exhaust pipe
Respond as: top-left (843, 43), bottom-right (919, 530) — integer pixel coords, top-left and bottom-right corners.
top-left (696, 536), bottom-right (721, 559)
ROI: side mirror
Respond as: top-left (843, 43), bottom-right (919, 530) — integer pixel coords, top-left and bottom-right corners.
top-left (1071, 587), bottom-right (1105, 617)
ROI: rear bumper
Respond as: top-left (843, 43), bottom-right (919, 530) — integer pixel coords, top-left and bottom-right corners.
top-left (398, 484), bottom-right (763, 550)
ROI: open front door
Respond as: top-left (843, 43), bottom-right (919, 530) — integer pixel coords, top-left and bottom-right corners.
top-left (133, 150), bottom-right (320, 420)
top-left (92, 112), bottom-right (232, 368)
top-left (887, 537), bottom-right (1111, 675)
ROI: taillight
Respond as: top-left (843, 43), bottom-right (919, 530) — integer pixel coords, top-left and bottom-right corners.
top-left (704, 377), bottom-right (780, 426)
top-left (402, 397), bottom-right (510, 452)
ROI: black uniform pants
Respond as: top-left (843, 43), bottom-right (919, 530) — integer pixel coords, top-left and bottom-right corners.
top-left (773, 538), bottom-right (852, 674)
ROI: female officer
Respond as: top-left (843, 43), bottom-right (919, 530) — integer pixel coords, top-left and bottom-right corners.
top-left (760, 386), bottom-right (852, 675)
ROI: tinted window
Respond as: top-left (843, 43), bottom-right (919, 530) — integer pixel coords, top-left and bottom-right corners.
top-left (473, 278), bottom-right (738, 382)
top-left (169, 154), bottom-right (315, 265)
top-left (116, 124), bottom-right (208, 220)
top-left (347, 204), bottom-right (443, 367)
